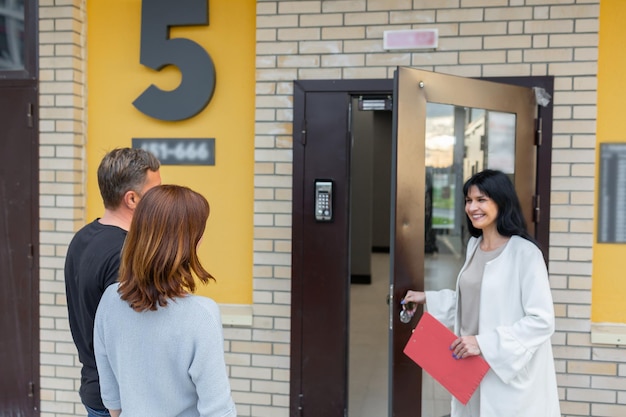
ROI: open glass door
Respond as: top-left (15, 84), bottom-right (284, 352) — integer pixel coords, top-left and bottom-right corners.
top-left (389, 67), bottom-right (537, 417)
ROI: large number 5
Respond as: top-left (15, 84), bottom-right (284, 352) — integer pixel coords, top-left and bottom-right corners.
top-left (133, 0), bottom-right (216, 121)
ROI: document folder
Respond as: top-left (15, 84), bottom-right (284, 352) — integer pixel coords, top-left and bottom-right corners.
top-left (403, 312), bottom-right (490, 405)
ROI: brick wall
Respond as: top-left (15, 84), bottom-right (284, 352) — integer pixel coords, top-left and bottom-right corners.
top-left (38, 0), bottom-right (626, 416)
top-left (39, 0), bottom-right (87, 415)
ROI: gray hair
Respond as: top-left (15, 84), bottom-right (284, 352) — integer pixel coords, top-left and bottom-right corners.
top-left (97, 148), bottom-right (160, 209)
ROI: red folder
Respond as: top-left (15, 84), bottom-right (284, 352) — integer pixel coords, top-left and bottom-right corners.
top-left (403, 312), bottom-right (490, 405)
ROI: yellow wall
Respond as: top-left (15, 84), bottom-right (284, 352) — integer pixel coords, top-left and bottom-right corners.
top-left (86, 0), bottom-right (255, 304)
top-left (592, 0), bottom-right (626, 323)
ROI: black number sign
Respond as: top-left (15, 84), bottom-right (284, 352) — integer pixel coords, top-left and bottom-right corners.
top-left (134, 0), bottom-right (216, 121)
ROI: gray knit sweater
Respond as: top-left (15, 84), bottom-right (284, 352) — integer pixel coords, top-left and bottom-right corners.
top-left (94, 284), bottom-right (237, 417)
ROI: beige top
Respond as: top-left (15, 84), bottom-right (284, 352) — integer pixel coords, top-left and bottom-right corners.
top-left (458, 242), bottom-right (507, 336)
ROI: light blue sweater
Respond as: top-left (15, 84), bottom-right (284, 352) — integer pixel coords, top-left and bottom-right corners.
top-left (94, 284), bottom-right (237, 417)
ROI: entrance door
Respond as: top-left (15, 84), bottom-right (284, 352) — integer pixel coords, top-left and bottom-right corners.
top-left (390, 67), bottom-right (541, 416)
top-left (0, 84), bottom-right (40, 415)
top-left (290, 72), bottom-right (551, 417)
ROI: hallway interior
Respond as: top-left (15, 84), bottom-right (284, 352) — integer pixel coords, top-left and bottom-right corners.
top-left (349, 250), bottom-right (458, 417)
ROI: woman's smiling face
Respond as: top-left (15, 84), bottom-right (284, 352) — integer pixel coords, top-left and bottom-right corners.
top-left (464, 185), bottom-right (499, 232)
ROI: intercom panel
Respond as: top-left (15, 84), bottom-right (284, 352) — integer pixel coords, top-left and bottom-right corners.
top-left (314, 180), bottom-right (333, 222)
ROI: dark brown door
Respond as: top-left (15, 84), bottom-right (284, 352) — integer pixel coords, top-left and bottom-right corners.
top-left (291, 88), bottom-right (351, 417)
top-left (290, 80), bottom-right (393, 417)
top-left (391, 67), bottom-right (544, 416)
top-left (0, 84), bottom-right (40, 416)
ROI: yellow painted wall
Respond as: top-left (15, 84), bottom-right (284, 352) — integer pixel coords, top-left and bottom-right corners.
top-left (592, 0), bottom-right (626, 322)
top-left (86, 0), bottom-right (255, 304)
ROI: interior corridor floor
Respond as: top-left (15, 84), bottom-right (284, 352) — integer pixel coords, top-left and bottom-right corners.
top-left (349, 250), bottom-right (461, 417)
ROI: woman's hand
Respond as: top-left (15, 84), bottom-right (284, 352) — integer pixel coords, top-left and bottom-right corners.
top-left (400, 290), bottom-right (426, 319)
top-left (402, 290), bottom-right (426, 305)
top-left (450, 336), bottom-right (481, 359)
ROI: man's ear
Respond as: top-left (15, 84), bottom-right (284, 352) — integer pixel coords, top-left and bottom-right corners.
top-left (124, 190), bottom-right (140, 210)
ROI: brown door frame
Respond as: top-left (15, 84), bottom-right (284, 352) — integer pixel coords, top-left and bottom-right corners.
top-left (290, 75), bottom-right (553, 417)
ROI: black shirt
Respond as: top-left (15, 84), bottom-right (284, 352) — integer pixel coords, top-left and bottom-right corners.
top-left (64, 219), bottom-right (127, 410)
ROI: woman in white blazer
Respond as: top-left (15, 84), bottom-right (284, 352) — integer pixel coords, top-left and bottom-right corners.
top-left (403, 169), bottom-right (561, 417)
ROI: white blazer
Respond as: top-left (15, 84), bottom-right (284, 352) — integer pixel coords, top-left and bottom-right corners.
top-left (426, 235), bottom-right (561, 417)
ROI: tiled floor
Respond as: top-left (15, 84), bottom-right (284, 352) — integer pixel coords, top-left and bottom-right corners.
top-left (348, 252), bottom-right (390, 417)
top-left (349, 245), bottom-right (464, 417)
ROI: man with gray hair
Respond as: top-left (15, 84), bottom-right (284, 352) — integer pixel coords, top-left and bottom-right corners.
top-left (64, 148), bottom-right (161, 417)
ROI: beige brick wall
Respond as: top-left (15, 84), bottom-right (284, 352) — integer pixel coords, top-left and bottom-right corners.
top-left (39, 1), bottom-right (626, 416)
top-left (39, 0), bottom-right (87, 415)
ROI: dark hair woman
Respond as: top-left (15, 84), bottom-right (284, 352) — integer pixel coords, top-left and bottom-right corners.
top-left (94, 185), bottom-right (237, 417)
top-left (462, 169), bottom-right (535, 244)
top-left (402, 169), bottom-right (560, 417)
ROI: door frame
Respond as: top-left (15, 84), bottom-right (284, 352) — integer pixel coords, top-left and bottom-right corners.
top-left (290, 75), bottom-right (553, 417)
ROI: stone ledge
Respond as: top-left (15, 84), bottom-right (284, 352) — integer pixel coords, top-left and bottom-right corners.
top-left (591, 322), bottom-right (626, 345)
top-left (219, 304), bottom-right (253, 327)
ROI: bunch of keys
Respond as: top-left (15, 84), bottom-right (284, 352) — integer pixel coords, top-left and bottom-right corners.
top-left (399, 301), bottom-right (416, 323)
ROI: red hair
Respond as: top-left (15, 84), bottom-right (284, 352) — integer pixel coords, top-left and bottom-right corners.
top-left (118, 185), bottom-right (214, 311)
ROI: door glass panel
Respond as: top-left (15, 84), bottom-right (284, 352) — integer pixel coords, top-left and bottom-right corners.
top-left (0, 0), bottom-right (25, 70)
top-left (464, 109), bottom-right (517, 176)
top-left (421, 103), bottom-right (517, 417)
